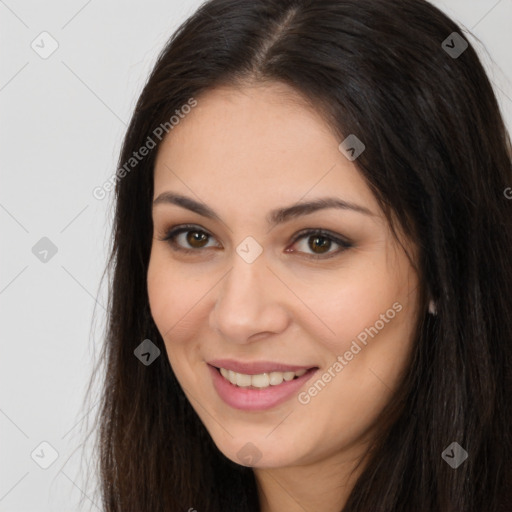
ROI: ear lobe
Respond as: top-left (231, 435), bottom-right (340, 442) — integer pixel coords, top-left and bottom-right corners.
top-left (428, 300), bottom-right (437, 315)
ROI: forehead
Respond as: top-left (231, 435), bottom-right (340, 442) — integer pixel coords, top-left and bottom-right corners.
top-left (153, 83), bottom-right (379, 215)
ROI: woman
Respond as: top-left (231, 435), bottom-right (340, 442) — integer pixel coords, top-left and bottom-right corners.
top-left (86, 0), bottom-right (512, 510)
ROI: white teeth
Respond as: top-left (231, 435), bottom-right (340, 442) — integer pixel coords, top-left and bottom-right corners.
top-left (235, 371), bottom-right (252, 387)
top-left (219, 367), bottom-right (309, 388)
top-left (251, 373), bottom-right (270, 388)
top-left (269, 372), bottom-right (284, 385)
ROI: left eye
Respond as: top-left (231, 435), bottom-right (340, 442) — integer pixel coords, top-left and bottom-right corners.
top-left (159, 225), bottom-right (352, 259)
top-left (287, 229), bottom-right (352, 259)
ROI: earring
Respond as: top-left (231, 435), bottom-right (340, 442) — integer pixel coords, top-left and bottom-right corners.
top-left (428, 299), bottom-right (437, 315)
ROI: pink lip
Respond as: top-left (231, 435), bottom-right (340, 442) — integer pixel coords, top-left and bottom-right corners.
top-left (208, 364), bottom-right (319, 411)
top-left (207, 358), bottom-right (316, 374)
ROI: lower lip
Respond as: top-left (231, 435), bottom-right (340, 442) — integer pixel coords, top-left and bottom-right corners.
top-left (208, 364), bottom-right (318, 411)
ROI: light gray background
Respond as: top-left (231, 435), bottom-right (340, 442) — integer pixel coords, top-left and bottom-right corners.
top-left (1, 1), bottom-right (511, 511)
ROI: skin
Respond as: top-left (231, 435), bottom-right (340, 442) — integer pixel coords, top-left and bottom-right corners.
top-left (147, 82), bottom-right (421, 512)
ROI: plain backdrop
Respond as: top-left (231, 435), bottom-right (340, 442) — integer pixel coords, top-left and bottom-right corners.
top-left (1, 1), bottom-right (511, 510)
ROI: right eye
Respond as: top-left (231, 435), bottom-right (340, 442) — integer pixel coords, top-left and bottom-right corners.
top-left (158, 224), bottom-right (222, 253)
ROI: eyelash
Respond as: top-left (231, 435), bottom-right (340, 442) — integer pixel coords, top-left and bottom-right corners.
top-left (157, 224), bottom-right (353, 260)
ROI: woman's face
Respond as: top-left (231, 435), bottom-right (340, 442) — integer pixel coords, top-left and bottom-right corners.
top-left (147, 82), bottom-right (421, 470)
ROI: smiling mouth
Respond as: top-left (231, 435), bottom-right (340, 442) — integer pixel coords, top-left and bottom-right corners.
top-left (214, 366), bottom-right (318, 389)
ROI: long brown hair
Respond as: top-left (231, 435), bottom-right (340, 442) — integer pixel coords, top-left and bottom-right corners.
top-left (83, 0), bottom-right (512, 510)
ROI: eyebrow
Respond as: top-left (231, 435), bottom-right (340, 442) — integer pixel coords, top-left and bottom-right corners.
top-left (152, 191), bottom-right (375, 227)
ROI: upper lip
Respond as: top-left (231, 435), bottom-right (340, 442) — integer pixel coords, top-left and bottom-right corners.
top-left (208, 359), bottom-right (318, 375)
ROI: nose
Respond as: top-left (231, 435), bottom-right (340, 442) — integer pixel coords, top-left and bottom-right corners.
top-left (209, 250), bottom-right (290, 344)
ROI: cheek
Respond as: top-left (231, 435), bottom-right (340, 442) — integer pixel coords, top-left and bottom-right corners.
top-left (317, 282), bottom-right (417, 402)
top-left (304, 269), bottom-right (406, 354)
top-left (147, 248), bottom-right (215, 362)
top-left (330, 290), bottom-right (408, 349)
top-left (147, 256), bottom-right (171, 328)
top-left (303, 254), bottom-right (419, 410)
top-left (147, 251), bottom-right (192, 338)
top-left (147, 253), bottom-right (206, 386)
top-left (315, 242), bottom-right (418, 354)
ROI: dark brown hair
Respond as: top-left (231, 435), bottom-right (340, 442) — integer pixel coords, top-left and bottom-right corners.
top-left (83, 0), bottom-right (512, 510)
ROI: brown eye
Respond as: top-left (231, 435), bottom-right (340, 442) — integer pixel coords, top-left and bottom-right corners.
top-left (288, 229), bottom-right (352, 259)
top-left (160, 225), bottom-right (221, 253)
top-left (186, 230), bottom-right (209, 248)
top-left (307, 235), bottom-right (332, 254)
top-left (160, 224), bottom-right (351, 260)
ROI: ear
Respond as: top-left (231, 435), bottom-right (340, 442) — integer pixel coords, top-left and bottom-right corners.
top-left (428, 299), bottom-right (437, 315)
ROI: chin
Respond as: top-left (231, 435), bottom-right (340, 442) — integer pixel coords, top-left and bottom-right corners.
top-left (210, 432), bottom-right (303, 468)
